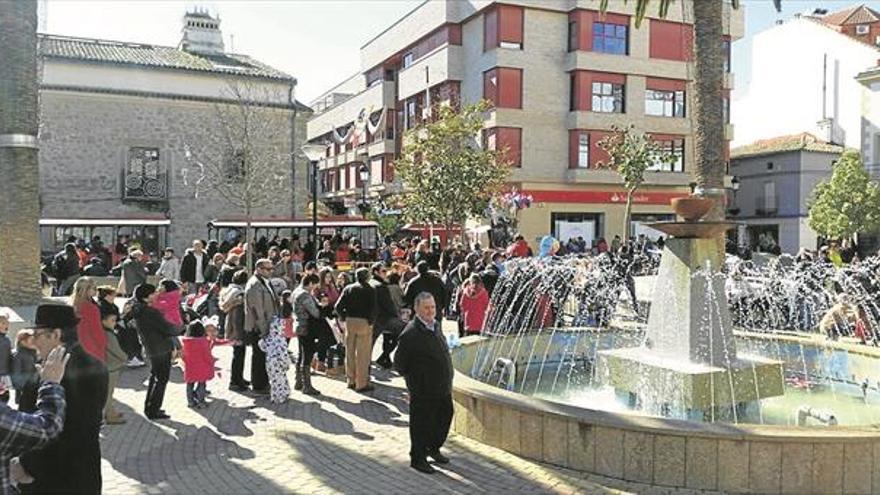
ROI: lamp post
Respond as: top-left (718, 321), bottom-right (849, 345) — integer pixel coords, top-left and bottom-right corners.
top-left (301, 143), bottom-right (326, 262)
top-left (358, 163), bottom-right (369, 219)
top-left (728, 175), bottom-right (741, 217)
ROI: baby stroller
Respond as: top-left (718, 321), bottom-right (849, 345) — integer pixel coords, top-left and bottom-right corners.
top-left (183, 284), bottom-right (218, 324)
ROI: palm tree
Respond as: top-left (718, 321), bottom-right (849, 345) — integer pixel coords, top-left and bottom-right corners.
top-left (0, 0), bottom-right (43, 305)
top-left (600, 0), bottom-right (781, 221)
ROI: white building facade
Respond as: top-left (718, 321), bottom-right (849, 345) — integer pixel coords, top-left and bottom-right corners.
top-left (734, 10), bottom-right (880, 150)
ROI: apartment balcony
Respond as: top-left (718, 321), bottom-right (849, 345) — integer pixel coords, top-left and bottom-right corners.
top-left (564, 52), bottom-right (735, 91)
top-left (397, 44), bottom-right (464, 101)
top-left (566, 51), bottom-right (688, 81)
top-left (307, 81), bottom-right (396, 141)
top-left (563, 167), bottom-right (692, 187)
top-left (866, 163), bottom-right (880, 178)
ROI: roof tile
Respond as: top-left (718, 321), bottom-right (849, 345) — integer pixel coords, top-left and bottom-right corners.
top-left (38, 34), bottom-right (294, 81)
top-left (731, 133), bottom-right (845, 159)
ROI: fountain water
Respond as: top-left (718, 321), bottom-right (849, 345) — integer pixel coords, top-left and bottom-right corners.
top-left (597, 201), bottom-right (784, 421)
top-left (466, 199), bottom-right (880, 427)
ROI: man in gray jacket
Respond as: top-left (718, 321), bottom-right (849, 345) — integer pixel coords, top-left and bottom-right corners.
top-left (244, 259), bottom-right (278, 394)
top-left (118, 249), bottom-right (147, 297)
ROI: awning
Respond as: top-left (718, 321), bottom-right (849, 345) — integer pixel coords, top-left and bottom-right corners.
top-left (209, 219), bottom-right (378, 229)
top-left (40, 218), bottom-right (171, 226)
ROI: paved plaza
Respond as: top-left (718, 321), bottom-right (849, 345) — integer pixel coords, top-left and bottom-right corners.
top-left (98, 342), bottom-right (718, 495)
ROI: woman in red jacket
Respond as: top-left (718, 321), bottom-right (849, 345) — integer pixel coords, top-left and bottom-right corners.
top-left (459, 274), bottom-right (490, 335)
top-left (70, 276), bottom-right (107, 362)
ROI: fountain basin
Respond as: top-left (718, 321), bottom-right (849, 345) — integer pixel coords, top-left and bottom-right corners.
top-left (598, 347), bottom-right (784, 411)
top-left (450, 333), bottom-right (880, 493)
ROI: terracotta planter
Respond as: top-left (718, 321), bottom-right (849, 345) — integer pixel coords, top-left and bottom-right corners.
top-left (671, 197), bottom-right (714, 222)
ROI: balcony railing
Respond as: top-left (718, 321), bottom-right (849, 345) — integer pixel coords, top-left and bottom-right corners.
top-left (865, 163), bottom-right (880, 178)
top-left (755, 196), bottom-right (778, 216)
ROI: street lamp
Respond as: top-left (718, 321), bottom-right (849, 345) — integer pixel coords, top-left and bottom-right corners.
top-left (727, 175), bottom-right (741, 217)
top-left (358, 163), bottom-right (370, 219)
top-left (301, 143), bottom-right (326, 262)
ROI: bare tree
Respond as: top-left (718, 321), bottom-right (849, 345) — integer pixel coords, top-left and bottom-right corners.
top-left (182, 81), bottom-right (292, 269)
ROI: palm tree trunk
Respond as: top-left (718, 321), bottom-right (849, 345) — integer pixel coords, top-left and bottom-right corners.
top-left (0, 1), bottom-right (43, 305)
top-left (692, 0), bottom-right (726, 222)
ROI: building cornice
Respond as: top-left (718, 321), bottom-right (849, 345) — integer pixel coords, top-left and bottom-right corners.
top-left (40, 83), bottom-right (312, 112)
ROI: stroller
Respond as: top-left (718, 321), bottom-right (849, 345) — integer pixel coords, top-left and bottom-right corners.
top-left (183, 284), bottom-right (219, 324)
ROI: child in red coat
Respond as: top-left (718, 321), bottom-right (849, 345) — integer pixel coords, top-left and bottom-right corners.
top-left (459, 274), bottom-right (490, 335)
top-left (180, 321), bottom-right (231, 408)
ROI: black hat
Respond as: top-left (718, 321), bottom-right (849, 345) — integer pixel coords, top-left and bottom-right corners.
top-left (33, 304), bottom-right (80, 330)
top-left (134, 283), bottom-right (156, 302)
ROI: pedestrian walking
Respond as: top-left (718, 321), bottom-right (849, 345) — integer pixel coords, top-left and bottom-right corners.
top-left (335, 268), bottom-right (377, 393)
top-left (131, 284), bottom-right (178, 420)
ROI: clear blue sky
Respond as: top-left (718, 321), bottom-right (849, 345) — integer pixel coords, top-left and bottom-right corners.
top-left (44, 0), bottom-right (880, 103)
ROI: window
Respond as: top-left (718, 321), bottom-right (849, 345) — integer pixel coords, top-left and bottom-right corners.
top-left (649, 138), bottom-right (684, 172)
top-left (483, 67), bottom-right (522, 109)
top-left (569, 73), bottom-right (577, 111)
top-left (484, 127), bottom-right (522, 167)
top-left (591, 82), bottom-right (624, 113)
top-left (723, 38), bottom-right (731, 73)
top-left (484, 5), bottom-right (523, 51)
top-left (857, 24), bottom-right (870, 35)
top-left (484, 8), bottom-right (498, 51)
top-left (569, 130), bottom-right (608, 168)
top-left (593, 22), bottom-right (628, 54)
top-left (404, 99), bottom-right (417, 130)
top-left (568, 20), bottom-right (578, 52)
top-left (223, 148), bottom-right (246, 182)
top-left (723, 96), bottom-right (730, 124)
top-left (645, 89), bottom-right (685, 117)
top-left (552, 212), bottom-right (602, 247)
top-left (577, 133), bottom-right (590, 168)
top-left (650, 20), bottom-right (692, 61)
top-left (762, 181), bottom-right (777, 211)
top-left (124, 147), bottom-right (166, 201)
top-left (403, 52), bottom-right (414, 68)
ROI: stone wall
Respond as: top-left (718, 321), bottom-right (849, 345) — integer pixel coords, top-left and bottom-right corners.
top-left (39, 89), bottom-right (310, 254)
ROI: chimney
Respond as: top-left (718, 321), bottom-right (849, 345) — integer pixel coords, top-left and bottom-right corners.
top-left (816, 118), bottom-right (842, 145)
top-left (179, 8), bottom-right (224, 55)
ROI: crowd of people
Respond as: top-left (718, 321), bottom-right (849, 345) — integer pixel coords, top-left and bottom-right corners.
top-left (15, 227), bottom-right (880, 489)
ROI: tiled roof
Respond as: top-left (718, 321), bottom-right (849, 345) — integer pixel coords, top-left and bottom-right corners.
top-left (38, 34), bottom-right (295, 81)
top-left (818, 4), bottom-right (880, 26)
top-left (731, 133), bottom-right (845, 159)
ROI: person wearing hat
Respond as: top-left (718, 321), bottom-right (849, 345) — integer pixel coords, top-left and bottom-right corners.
top-left (130, 284), bottom-right (179, 420)
top-left (15, 304), bottom-right (108, 494)
top-left (0, 308), bottom-right (69, 492)
top-left (335, 268), bottom-right (377, 392)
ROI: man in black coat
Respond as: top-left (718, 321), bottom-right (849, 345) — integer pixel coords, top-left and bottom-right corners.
top-left (180, 240), bottom-right (210, 294)
top-left (369, 263), bottom-right (404, 369)
top-left (394, 292), bottom-right (453, 474)
top-left (403, 261), bottom-right (447, 322)
top-left (18, 304), bottom-right (108, 494)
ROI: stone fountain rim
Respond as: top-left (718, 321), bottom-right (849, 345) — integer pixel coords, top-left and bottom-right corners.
top-left (453, 334), bottom-right (880, 441)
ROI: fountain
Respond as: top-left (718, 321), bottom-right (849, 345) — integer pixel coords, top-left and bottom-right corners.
top-left (597, 196), bottom-right (785, 420)
top-left (445, 197), bottom-right (880, 492)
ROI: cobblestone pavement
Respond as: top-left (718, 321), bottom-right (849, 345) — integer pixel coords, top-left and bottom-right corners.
top-left (100, 343), bottom-right (719, 495)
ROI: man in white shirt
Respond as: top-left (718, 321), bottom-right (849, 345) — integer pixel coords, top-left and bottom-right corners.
top-left (180, 240), bottom-right (209, 294)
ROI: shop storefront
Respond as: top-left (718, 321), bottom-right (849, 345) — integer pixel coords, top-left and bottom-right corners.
top-left (516, 188), bottom-right (688, 248)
